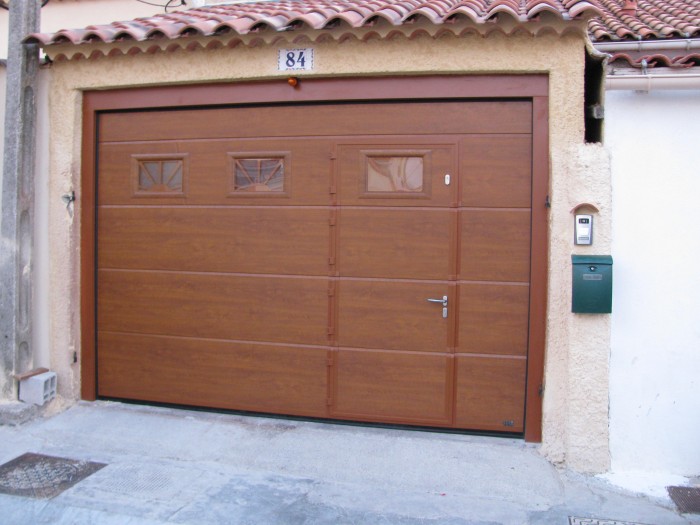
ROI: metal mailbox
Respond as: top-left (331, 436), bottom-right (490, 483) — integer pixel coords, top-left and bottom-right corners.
top-left (571, 255), bottom-right (613, 313)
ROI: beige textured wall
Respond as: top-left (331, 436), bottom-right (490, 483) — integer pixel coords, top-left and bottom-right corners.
top-left (43, 29), bottom-right (612, 472)
top-left (550, 143), bottom-right (612, 472)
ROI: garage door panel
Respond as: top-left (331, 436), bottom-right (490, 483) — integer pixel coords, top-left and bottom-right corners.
top-left (458, 284), bottom-right (529, 356)
top-left (99, 102), bottom-right (532, 143)
top-left (98, 332), bottom-right (328, 417)
top-left (98, 207), bottom-right (329, 275)
top-left (312, 102), bottom-right (531, 137)
top-left (337, 142), bottom-right (455, 207)
top-left (455, 356), bottom-right (526, 432)
top-left (337, 209), bottom-right (452, 279)
top-left (460, 135), bottom-right (532, 208)
top-left (98, 139), bottom-right (330, 206)
top-left (98, 271), bottom-right (328, 345)
top-left (332, 350), bottom-right (452, 425)
top-left (186, 139), bottom-right (330, 205)
top-left (337, 281), bottom-right (450, 352)
top-left (460, 210), bottom-right (531, 282)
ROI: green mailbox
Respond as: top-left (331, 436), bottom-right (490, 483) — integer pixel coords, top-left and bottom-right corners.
top-left (571, 255), bottom-right (613, 313)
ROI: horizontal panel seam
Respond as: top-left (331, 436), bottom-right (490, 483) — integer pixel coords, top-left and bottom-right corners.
top-left (98, 330), bottom-right (333, 350)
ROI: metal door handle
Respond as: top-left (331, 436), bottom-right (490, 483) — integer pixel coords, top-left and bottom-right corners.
top-left (426, 296), bottom-right (448, 307)
top-left (426, 296), bottom-right (448, 318)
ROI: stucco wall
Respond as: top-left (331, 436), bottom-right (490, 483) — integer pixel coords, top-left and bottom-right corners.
top-left (42, 29), bottom-right (612, 472)
top-left (606, 89), bottom-right (700, 479)
top-left (556, 143), bottom-right (612, 472)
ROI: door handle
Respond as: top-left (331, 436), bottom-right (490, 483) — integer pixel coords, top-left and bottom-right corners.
top-left (426, 296), bottom-right (448, 306)
top-left (426, 296), bottom-right (448, 318)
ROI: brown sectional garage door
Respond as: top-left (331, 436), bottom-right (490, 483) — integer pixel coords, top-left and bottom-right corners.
top-left (96, 100), bottom-right (532, 432)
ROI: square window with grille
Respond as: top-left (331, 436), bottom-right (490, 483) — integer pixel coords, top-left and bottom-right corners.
top-left (228, 153), bottom-right (290, 196)
top-left (131, 154), bottom-right (188, 197)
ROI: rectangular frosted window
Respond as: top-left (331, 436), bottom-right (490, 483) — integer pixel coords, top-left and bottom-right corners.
top-left (367, 157), bottom-right (424, 193)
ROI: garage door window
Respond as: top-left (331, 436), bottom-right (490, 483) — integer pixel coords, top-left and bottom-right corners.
top-left (367, 156), bottom-right (423, 193)
top-left (131, 155), bottom-right (187, 196)
top-left (229, 154), bottom-right (287, 194)
top-left (360, 148), bottom-right (431, 198)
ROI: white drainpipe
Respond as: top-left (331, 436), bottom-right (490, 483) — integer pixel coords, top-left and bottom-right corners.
top-left (593, 39), bottom-right (700, 91)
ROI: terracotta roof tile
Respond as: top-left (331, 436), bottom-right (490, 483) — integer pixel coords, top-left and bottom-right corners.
top-left (26, 0), bottom-right (599, 47)
top-left (589, 0), bottom-right (700, 41)
top-left (607, 51), bottom-right (700, 68)
top-left (589, 1), bottom-right (700, 69)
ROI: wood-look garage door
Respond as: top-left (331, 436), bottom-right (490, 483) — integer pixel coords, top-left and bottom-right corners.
top-left (96, 99), bottom-right (533, 433)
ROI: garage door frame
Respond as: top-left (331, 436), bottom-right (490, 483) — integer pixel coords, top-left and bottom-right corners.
top-left (80, 75), bottom-right (549, 442)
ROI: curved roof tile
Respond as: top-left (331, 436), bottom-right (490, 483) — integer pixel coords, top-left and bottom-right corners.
top-left (26, 0), bottom-right (599, 47)
top-left (590, 1), bottom-right (700, 70)
top-left (447, 6), bottom-right (486, 23)
top-left (609, 51), bottom-right (700, 68)
top-left (589, 0), bottom-right (700, 41)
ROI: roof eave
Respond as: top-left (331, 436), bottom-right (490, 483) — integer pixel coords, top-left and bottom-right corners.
top-left (36, 16), bottom-right (591, 63)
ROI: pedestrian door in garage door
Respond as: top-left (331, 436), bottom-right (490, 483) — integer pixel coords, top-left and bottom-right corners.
top-left (91, 87), bottom-right (541, 436)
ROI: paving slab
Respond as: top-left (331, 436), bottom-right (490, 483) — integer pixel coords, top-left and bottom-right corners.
top-left (0, 401), bottom-right (696, 525)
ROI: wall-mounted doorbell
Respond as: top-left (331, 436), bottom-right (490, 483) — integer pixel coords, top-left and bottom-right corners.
top-left (575, 214), bottom-right (593, 245)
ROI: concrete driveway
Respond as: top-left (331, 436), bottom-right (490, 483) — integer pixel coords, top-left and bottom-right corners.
top-left (0, 401), bottom-right (695, 525)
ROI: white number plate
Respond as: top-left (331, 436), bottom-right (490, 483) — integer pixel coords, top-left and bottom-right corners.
top-left (278, 48), bottom-right (314, 71)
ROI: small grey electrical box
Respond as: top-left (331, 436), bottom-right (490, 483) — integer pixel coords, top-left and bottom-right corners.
top-left (575, 214), bottom-right (593, 245)
top-left (19, 372), bottom-right (57, 406)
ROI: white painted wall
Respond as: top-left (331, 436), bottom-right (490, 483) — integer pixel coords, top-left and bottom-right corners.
top-left (0, 10), bottom-right (7, 60)
top-left (607, 89), bottom-right (700, 480)
top-left (0, 63), bottom-right (5, 169)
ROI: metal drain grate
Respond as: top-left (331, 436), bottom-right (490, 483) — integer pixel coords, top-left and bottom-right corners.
top-left (94, 464), bottom-right (177, 497)
top-left (569, 518), bottom-right (650, 525)
top-left (667, 486), bottom-right (700, 514)
top-left (0, 453), bottom-right (106, 499)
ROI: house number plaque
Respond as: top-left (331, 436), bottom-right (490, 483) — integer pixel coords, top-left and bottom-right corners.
top-left (278, 48), bottom-right (314, 71)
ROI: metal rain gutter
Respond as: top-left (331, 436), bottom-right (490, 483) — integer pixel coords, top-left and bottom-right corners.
top-left (594, 38), bottom-right (700, 53)
top-left (594, 38), bottom-right (700, 91)
top-left (606, 73), bottom-right (700, 91)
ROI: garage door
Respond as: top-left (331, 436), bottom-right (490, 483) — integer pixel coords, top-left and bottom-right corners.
top-left (96, 99), bottom-right (533, 433)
